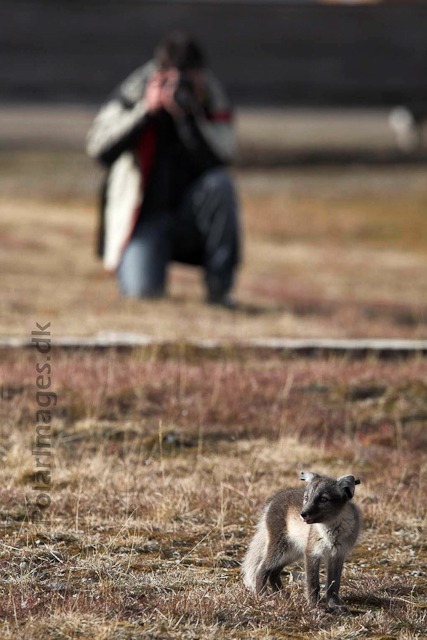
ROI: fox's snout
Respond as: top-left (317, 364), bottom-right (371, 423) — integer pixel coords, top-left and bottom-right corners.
top-left (300, 499), bottom-right (326, 523)
top-left (300, 508), bottom-right (315, 522)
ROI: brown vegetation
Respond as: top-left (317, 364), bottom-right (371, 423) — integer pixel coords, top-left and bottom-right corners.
top-left (0, 348), bottom-right (426, 639)
top-left (1, 149), bottom-right (427, 637)
top-left (2, 152), bottom-right (427, 340)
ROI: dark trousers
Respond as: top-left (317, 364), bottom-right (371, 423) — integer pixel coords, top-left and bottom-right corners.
top-left (117, 169), bottom-right (240, 300)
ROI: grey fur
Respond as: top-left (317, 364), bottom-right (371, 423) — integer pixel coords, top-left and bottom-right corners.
top-left (242, 471), bottom-right (361, 613)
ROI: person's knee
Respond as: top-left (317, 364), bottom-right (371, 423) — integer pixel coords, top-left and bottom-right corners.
top-left (117, 217), bottom-right (171, 298)
top-left (201, 169), bottom-right (236, 203)
top-left (119, 257), bottom-right (166, 297)
top-left (118, 246), bottom-right (167, 298)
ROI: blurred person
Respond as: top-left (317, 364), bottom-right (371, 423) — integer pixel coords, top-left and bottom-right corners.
top-left (86, 32), bottom-right (240, 306)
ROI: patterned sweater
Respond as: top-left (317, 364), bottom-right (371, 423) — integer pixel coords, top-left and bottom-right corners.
top-left (86, 61), bottom-right (236, 271)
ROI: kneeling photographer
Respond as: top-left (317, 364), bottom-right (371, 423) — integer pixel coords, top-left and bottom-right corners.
top-left (87, 32), bottom-right (240, 306)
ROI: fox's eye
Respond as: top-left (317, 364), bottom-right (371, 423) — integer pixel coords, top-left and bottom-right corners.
top-left (303, 495), bottom-right (308, 503)
top-left (319, 496), bottom-right (329, 503)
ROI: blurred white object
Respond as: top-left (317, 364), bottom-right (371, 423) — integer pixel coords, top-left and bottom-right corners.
top-left (388, 106), bottom-right (421, 152)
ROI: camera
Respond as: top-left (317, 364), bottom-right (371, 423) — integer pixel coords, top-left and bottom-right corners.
top-left (173, 73), bottom-right (196, 112)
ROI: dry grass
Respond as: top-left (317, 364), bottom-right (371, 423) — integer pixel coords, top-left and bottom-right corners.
top-left (2, 151), bottom-right (427, 339)
top-left (2, 149), bottom-right (427, 636)
top-left (0, 348), bottom-right (426, 639)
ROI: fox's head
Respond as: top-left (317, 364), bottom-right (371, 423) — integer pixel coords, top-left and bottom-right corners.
top-left (299, 471), bottom-right (360, 524)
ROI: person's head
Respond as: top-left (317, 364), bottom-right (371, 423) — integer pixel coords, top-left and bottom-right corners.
top-left (155, 32), bottom-right (206, 72)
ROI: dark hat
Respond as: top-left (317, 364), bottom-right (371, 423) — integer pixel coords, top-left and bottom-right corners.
top-left (155, 32), bottom-right (206, 71)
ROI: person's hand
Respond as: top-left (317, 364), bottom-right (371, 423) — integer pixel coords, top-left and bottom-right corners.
top-left (144, 72), bottom-right (165, 113)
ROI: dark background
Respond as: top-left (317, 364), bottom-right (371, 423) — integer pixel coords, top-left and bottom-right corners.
top-left (2, 0), bottom-right (427, 108)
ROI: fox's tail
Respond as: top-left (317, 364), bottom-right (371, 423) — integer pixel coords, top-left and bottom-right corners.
top-left (241, 512), bottom-right (268, 591)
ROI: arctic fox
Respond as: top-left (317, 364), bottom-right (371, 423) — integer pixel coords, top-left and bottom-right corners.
top-left (242, 471), bottom-right (361, 613)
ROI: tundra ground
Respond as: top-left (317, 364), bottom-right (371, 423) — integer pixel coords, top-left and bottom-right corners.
top-left (0, 349), bottom-right (426, 639)
top-left (2, 152), bottom-right (427, 340)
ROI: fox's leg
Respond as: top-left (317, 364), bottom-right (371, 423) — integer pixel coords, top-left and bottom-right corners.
top-left (269, 567), bottom-right (283, 592)
top-left (255, 562), bottom-right (285, 593)
top-left (256, 538), bottom-right (294, 594)
top-left (325, 556), bottom-right (350, 614)
top-left (305, 553), bottom-right (321, 605)
top-left (255, 561), bottom-right (270, 594)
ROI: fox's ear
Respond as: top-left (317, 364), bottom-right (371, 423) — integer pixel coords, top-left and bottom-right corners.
top-left (300, 471), bottom-right (318, 483)
top-left (337, 475), bottom-right (359, 499)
